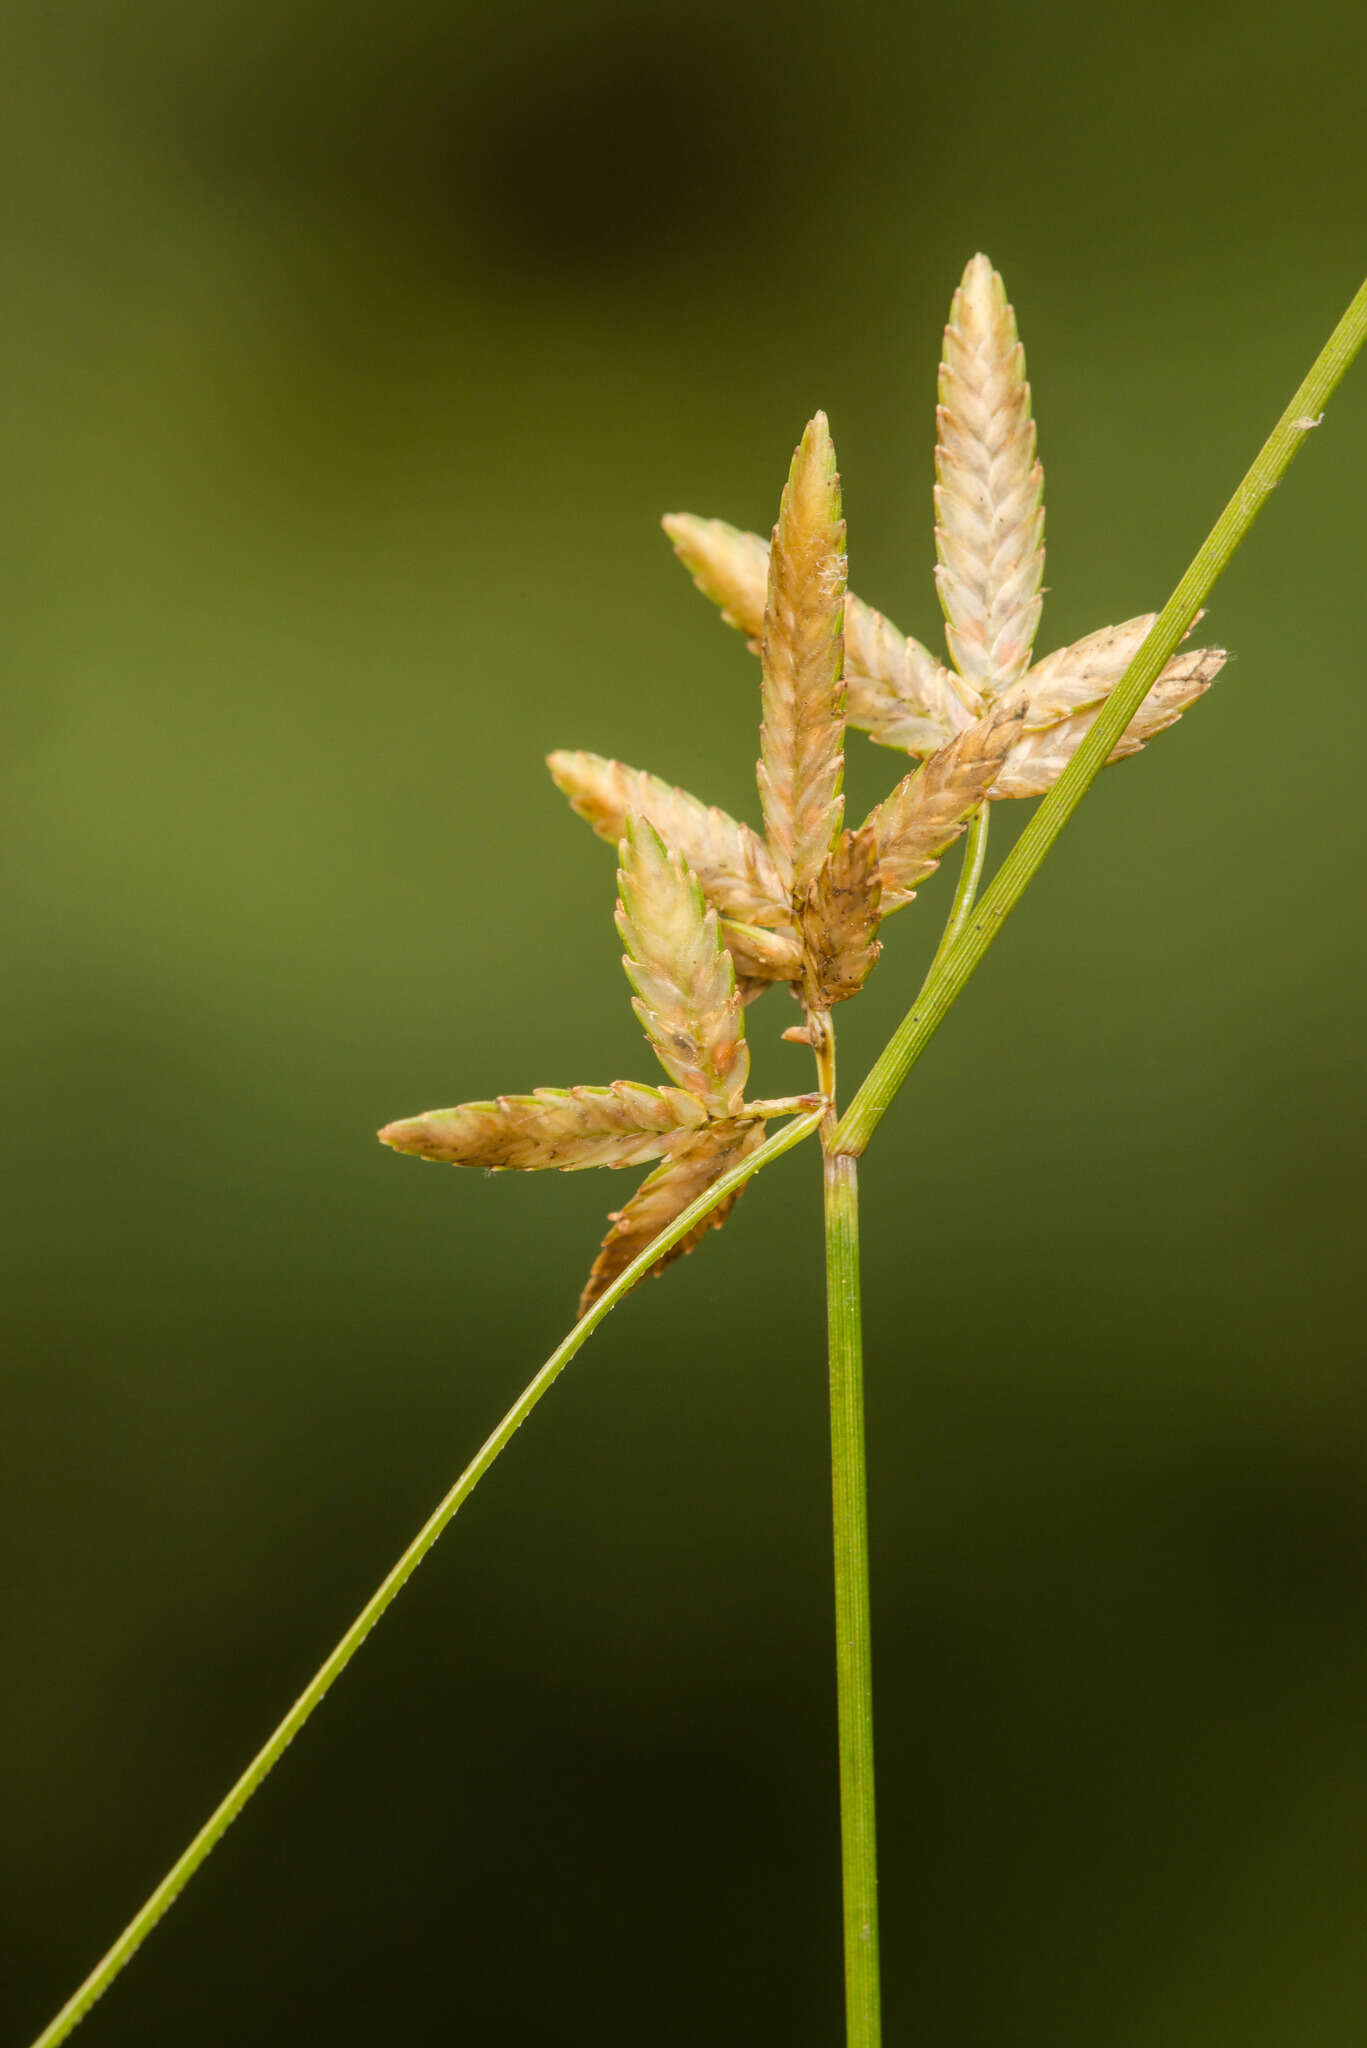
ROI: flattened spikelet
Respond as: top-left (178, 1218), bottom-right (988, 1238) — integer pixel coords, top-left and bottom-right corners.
top-left (662, 514), bottom-right (770, 641)
top-left (757, 414), bottom-right (847, 900)
top-left (578, 1121), bottom-right (765, 1317)
top-left (547, 750), bottom-right (787, 927)
top-left (869, 698), bottom-right (1025, 910)
top-left (1011, 614), bottom-right (1179, 727)
top-left (801, 825), bottom-right (882, 1008)
top-left (617, 817), bottom-right (748, 1114)
top-left (989, 643), bottom-right (1225, 799)
top-left (935, 255), bottom-right (1044, 696)
top-left (664, 512), bottom-right (968, 755)
top-left (377, 1082), bottom-right (708, 1171)
top-left (843, 596), bottom-right (982, 755)
top-left (720, 916), bottom-right (804, 986)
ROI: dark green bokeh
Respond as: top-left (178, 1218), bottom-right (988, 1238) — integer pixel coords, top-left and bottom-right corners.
top-left (4, 1), bottom-right (1366, 2041)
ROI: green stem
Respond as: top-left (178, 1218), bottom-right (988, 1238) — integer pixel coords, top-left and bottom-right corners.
top-left (826, 1148), bottom-right (880, 2048)
top-left (811, 1011), bottom-right (881, 2047)
top-left (835, 274), bottom-right (1367, 1159)
top-left (29, 1107), bottom-right (824, 2048)
top-left (924, 801), bottom-right (990, 985)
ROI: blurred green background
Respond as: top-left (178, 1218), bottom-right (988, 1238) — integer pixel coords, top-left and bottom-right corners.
top-left (4, 0), bottom-right (1365, 2041)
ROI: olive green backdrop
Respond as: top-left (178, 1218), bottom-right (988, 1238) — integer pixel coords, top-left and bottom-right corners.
top-left (4, 1), bottom-right (1365, 2042)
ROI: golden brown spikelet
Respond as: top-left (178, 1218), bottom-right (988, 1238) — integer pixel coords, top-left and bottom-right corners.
top-left (868, 698), bottom-right (1025, 910)
top-left (800, 825), bottom-right (883, 1008)
top-left (757, 414), bottom-right (847, 901)
top-left (546, 750), bottom-right (787, 927)
top-left (664, 511), bottom-right (968, 755)
top-left (616, 817), bottom-right (749, 1115)
top-left (578, 1120), bottom-right (765, 1317)
top-left (1011, 614), bottom-right (1175, 727)
top-left (989, 645), bottom-right (1225, 799)
top-left (720, 916), bottom-right (804, 986)
top-left (935, 255), bottom-right (1045, 696)
top-left (842, 596), bottom-right (983, 754)
top-left (377, 1082), bottom-right (709, 1172)
top-left (662, 514), bottom-right (770, 641)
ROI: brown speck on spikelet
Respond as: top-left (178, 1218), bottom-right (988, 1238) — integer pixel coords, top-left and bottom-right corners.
top-left (801, 826), bottom-right (883, 1008)
top-left (935, 255), bottom-right (1045, 698)
top-left (868, 698), bottom-right (1025, 911)
top-left (1007, 614), bottom-right (1203, 729)
top-left (579, 1121), bottom-right (765, 1317)
top-left (616, 817), bottom-right (749, 1116)
top-left (757, 414), bottom-right (847, 902)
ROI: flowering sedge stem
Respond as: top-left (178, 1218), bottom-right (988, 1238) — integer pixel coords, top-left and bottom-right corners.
top-left (28, 1106), bottom-right (824, 2048)
top-left (817, 273), bottom-right (1366, 2031)
top-left (31, 275), bottom-right (1366, 2048)
top-left (834, 274), bottom-right (1367, 1159)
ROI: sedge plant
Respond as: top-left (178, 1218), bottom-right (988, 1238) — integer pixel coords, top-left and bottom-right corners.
top-left (28, 258), bottom-right (1367, 2048)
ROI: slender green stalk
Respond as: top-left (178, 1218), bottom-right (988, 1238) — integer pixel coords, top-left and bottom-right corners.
top-left (29, 1107), bottom-right (823, 2048)
top-left (818, 788), bottom-right (995, 2043)
top-left (809, 1010), bottom-right (881, 2047)
top-left (923, 801), bottom-right (990, 986)
top-left (835, 275), bottom-right (1367, 1158)
top-left (825, 1142), bottom-right (880, 2045)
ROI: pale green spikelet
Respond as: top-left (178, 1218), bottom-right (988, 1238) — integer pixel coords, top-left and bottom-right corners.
top-left (616, 816), bottom-right (749, 1115)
